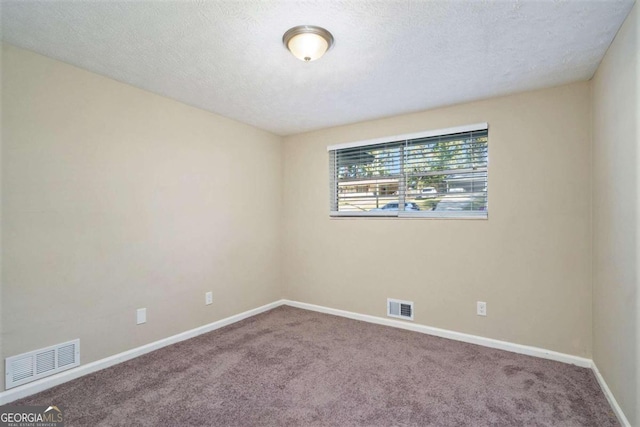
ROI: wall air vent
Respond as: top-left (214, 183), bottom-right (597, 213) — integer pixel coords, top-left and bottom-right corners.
top-left (387, 298), bottom-right (414, 321)
top-left (5, 339), bottom-right (80, 389)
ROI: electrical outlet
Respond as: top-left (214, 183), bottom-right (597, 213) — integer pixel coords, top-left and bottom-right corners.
top-left (136, 308), bottom-right (147, 324)
top-left (205, 291), bottom-right (213, 305)
top-left (477, 301), bottom-right (487, 316)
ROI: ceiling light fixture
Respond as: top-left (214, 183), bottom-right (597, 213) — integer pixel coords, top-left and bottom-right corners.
top-left (283, 25), bottom-right (334, 62)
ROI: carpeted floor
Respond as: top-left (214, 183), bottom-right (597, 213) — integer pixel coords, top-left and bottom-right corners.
top-left (6, 306), bottom-right (618, 426)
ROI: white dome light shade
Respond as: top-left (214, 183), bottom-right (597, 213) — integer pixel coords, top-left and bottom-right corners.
top-left (283, 26), bottom-right (334, 62)
top-left (287, 33), bottom-right (328, 62)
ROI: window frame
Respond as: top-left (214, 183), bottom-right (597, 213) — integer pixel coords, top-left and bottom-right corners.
top-left (328, 123), bottom-right (489, 219)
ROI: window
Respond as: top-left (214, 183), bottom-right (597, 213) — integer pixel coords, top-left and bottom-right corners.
top-left (328, 123), bottom-right (488, 218)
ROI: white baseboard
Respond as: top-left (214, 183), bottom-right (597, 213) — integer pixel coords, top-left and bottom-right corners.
top-left (282, 300), bottom-right (592, 368)
top-left (591, 362), bottom-right (631, 427)
top-left (0, 299), bottom-right (285, 405)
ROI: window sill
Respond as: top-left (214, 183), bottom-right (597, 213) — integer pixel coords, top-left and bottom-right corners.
top-left (329, 211), bottom-right (488, 220)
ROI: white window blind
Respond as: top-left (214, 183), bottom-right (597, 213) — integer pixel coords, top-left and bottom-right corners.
top-left (328, 124), bottom-right (488, 218)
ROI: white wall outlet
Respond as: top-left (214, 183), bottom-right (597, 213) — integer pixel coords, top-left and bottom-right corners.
top-left (136, 308), bottom-right (147, 324)
top-left (205, 291), bottom-right (213, 305)
top-left (477, 301), bottom-right (487, 316)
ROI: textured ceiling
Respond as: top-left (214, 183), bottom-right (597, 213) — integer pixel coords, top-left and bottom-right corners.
top-left (1, 0), bottom-right (635, 136)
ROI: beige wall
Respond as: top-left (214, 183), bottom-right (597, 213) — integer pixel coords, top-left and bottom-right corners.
top-left (0, 45), bottom-right (283, 392)
top-left (592, 2), bottom-right (639, 425)
top-left (283, 82), bottom-right (593, 358)
top-left (0, 43), bottom-right (4, 390)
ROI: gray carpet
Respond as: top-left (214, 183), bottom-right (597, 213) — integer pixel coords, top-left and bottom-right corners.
top-left (6, 306), bottom-right (618, 426)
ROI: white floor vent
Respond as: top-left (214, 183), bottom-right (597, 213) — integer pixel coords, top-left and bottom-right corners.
top-left (387, 298), bottom-right (414, 321)
top-left (5, 339), bottom-right (80, 389)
